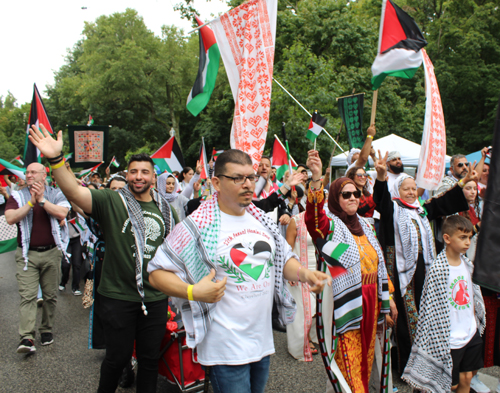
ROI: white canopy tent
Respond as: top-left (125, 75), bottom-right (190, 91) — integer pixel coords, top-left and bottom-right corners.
top-left (330, 134), bottom-right (451, 167)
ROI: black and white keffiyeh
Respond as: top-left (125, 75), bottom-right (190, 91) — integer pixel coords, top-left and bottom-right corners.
top-left (12, 186), bottom-right (70, 271)
top-left (402, 251), bottom-right (485, 393)
top-left (118, 185), bottom-right (174, 314)
top-left (392, 174), bottom-right (435, 296)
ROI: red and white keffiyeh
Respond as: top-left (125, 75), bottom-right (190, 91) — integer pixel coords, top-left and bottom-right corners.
top-left (212, 0), bottom-right (277, 171)
top-left (416, 49), bottom-right (446, 190)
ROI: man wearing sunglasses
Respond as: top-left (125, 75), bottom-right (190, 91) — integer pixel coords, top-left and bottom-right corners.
top-left (148, 149), bottom-right (330, 393)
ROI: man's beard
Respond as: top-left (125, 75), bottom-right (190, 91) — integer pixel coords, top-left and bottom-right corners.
top-left (389, 164), bottom-right (404, 174)
top-left (129, 181), bottom-right (152, 195)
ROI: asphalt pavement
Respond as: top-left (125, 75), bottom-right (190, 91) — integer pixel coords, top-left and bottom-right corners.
top-left (1, 249), bottom-right (498, 392)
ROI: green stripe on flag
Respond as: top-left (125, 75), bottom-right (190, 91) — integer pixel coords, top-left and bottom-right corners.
top-left (187, 45), bottom-right (220, 116)
top-left (371, 67), bottom-right (420, 90)
top-left (0, 238), bottom-right (17, 254)
top-left (306, 129), bottom-right (319, 141)
top-left (330, 243), bottom-right (350, 261)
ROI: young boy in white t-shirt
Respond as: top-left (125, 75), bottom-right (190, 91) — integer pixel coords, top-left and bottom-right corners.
top-left (402, 215), bottom-right (486, 393)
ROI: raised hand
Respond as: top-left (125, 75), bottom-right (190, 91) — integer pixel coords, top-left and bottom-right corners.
top-left (192, 269), bottom-right (227, 303)
top-left (375, 150), bottom-right (388, 181)
top-left (287, 171), bottom-right (305, 187)
top-left (306, 150), bottom-right (322, 179)
top-left (366, 123), bottom-right (376, 138)
top-left (28, 124), bottom-right (63, 159)
top-left (195, 160), bottom-right (203, 175)
top-left (462, 161), bottom-right (478, 183)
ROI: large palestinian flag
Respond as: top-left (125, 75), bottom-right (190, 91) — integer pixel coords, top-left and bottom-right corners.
top-left (186, 16), bottom-right (220, 117)
top-left (0, 158), bottom-right (26, 180)
top-left (24, 84), bottom-right (54, 167)
top-left (371, 0), bottom-right (427, 90)
top-left (151, 136), bottom-right (185, 174)
top-left (270, 136), bottom-right (297, 180)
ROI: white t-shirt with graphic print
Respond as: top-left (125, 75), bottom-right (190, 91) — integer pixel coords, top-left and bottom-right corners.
top-left (448, 260), bottom-right (477, 349)
top-left (197, 210), bottom-right (276, 365)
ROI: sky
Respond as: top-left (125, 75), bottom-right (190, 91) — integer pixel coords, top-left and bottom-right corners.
top-left (0, 0), bottom-right (229, 105)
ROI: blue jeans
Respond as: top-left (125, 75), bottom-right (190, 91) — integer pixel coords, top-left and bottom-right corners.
top-left (208, 356), bottom-right (271, 393)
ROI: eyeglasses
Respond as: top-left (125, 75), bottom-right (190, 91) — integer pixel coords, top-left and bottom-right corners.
top-left (25, 170), bottom-right (45, 175)
top-left (218, 174), bottom-right (257, 184)
top-left (355, 173), bottom-right (368, 178)
top-left (340, 190), bottom-right (362, 199)
top-left (457, 162), bottom-right (469, 168)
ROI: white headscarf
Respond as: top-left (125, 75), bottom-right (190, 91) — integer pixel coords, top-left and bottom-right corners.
top-left (157, 172), bottom-right (179, 203)
top-left (346, 148), bottom-right (361, 166)
top-left (392, 174), bottom-right (435, 296)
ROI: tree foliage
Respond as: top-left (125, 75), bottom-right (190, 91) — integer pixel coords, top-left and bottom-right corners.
top-left (3, 0), bottom-right (498, 169)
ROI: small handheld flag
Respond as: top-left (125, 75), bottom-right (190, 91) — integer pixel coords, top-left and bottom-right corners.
top-left (87, 115), bottom-right (94, 126)
top-left (212, 148), bottom-right (224, 161)
top-left (270, 135), bottom-right (297, 181)
top-left (315, 238), bottom-right (349, 279)
top-left (78, 162), bottom-right (104, 179)
top-left (199, 138), bottom-right (209, 179)
top-left (109, 156), bottom-right (120, 168)
top-left (306, 111), bottom-right (327, 142)
top-left (11, 155), bottom-right (24, 166)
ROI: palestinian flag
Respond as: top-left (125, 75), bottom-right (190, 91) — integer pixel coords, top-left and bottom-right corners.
top-left (87, 115), bottom-right (94, 126)
top-left (151, 136), bottom-right (185, 173)
top-left (306, 111), bottom-right (328, 141)
top-left (0, 158), bottom-right (26, 180)
top-left (78, 162), bottom-right (104, 179)
top-left (186, 15), bottom-right (220, 117)
top-left (109, 156), bottom-right (120, 168)
top-left (371, 0), bottom-right (427, 90)
top-left (12, 155), bottom-right (24, 166)
top-left (315, 238), bottom-right (349, 279)
top-left (199, 138), bottom-right (209, 179)
top-left (212, 149), bottom-right (224, 161)
top-left (64, 153), bottom-right (73, 161)
top-left (270, 135), bottom-right (297, 180)
top-left (24, 84), bottom-right (54, 167)
top-left (68, 217), bottom-right (85, 232)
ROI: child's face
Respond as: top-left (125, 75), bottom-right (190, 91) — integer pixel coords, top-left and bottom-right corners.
top-left (444, 230), bottom-right (473, 254)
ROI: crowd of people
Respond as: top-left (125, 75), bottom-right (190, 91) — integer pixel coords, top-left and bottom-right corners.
top-left (0, 122), bottom-right (498, 393)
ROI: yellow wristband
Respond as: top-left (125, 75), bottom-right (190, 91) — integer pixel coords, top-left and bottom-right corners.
top-left (187, 285), bottom-right (194, 301)
top-left (50, 159), bottom-right (65, 170)
top-left (27, 200), bottom-right (34, 208)
top-left (367, 135), bottom-right (374, 140)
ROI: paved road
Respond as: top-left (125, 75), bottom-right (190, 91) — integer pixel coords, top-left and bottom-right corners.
top-left (1, 250), bottom-right (498, 392)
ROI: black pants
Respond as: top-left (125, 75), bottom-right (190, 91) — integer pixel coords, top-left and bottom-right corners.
top-left (98, 296), bottom-right (168, 393)
top-left (60, 237), bottom-right (83, 291)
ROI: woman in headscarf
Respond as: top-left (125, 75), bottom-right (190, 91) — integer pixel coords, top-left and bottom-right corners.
top-left (157, 172), bottom-right (195, 222)
top-left (346, 166), bottom-right (376, 221)
top-left (305, 150), bottom-right (396, 393)
top-left (372, 151), bottom-right (474, 374)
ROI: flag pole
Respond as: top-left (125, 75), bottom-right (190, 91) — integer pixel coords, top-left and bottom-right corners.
top-left (370, 90), bottom-right (378, 125)
top-left (272, 78), bottom-right (347, 155)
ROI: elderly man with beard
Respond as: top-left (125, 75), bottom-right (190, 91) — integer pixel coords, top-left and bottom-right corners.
top-left (27, 124), bottom-right (178, 393)
top-left (5, 162), bottom-right (70, 354)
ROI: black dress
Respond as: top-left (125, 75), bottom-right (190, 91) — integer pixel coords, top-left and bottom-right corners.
top-left (373, 180), bottom-right (469, 373)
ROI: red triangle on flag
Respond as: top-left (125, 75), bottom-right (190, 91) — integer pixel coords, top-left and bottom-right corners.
top-left (151, 137), bottom-right (174, 159)
top-left (380, 0), bottom-right (407, 53)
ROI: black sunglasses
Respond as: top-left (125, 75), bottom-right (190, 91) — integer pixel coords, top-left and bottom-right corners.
top-left (340, 190), bottom-right (362, 199)
top-left (457, 162), bottom-right (469, 168)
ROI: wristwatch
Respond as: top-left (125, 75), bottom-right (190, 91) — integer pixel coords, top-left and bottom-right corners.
top-left (39, 198), bottom-right (46, 207)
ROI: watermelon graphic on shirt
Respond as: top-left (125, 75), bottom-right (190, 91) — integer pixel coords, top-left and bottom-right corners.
top-left (230, 241), bottom-right (272, 281)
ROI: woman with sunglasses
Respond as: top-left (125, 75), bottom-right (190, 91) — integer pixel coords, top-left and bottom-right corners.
top-left (305, 150), bottom-right (396, 393)
top-left (372, 151), bottom-right (474, 375)
top-left (346, 167), bottom-right (376, 221)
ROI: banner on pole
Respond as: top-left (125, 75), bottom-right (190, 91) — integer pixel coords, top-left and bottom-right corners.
top-left (67, 125), bottom-right (110, 169)
top-left (338, 94), bottom-right (365, 150)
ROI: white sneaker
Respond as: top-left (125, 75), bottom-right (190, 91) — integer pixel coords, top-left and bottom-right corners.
top-left (471, 375), bottom-right (490, 393)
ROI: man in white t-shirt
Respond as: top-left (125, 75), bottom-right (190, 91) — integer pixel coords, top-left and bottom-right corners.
top-left (148, 149), bottom-right (329, 393)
